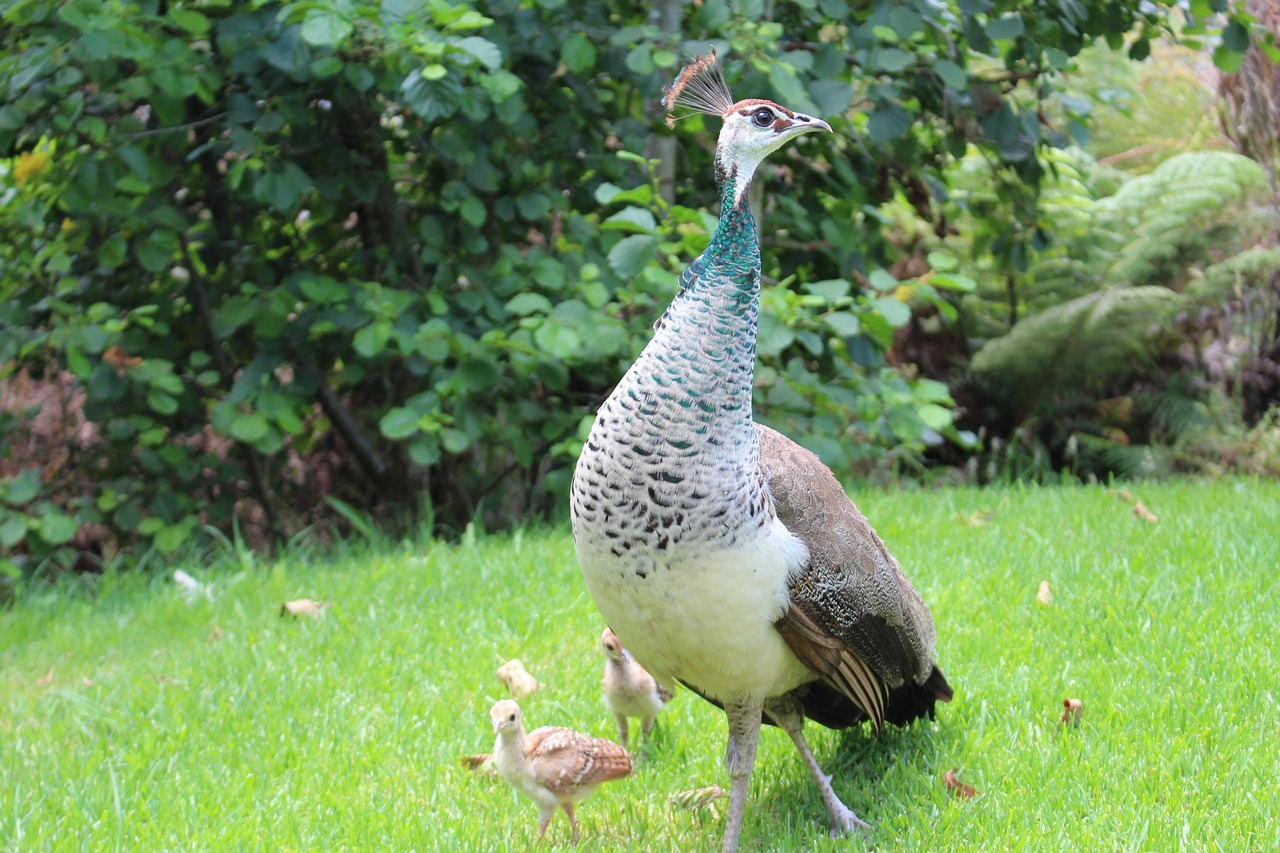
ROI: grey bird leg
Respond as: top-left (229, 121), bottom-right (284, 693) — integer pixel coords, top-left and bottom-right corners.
top-left (764, 695), bottom-right (872, 837)
top-left (721, 700), bottom-right (764, 853)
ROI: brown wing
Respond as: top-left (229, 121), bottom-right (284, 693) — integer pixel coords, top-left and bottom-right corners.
top-left (524, 727), bottom-right (633, 795)
top-left (756, 423), bottom-right (952, 730)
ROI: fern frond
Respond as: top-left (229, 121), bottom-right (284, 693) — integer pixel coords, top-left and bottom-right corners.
top-left (969, 285), bottom-right (1180, 412)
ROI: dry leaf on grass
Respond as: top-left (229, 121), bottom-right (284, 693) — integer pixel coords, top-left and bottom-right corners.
top-left (207, 626), bottom-right (225, 642)
top-left (1061, 698), bottom-right (1084, 726)
top-left (495, 659), bottom-right (541, 699)
top-left (1036, 581), bottom-right (1053, 605)
top-left (670, 785), bottom-right (727, 820)
top-left (36, 668), bottom-right (54, 686)
top-left (943, 769), bottom-right (978, 799)
top-left (280, 599), bottom-right (332, 619)
top-left (1133, 502), bottom-right (1158, 524)
top-left (1108, 487), bottom-right (1135, 504)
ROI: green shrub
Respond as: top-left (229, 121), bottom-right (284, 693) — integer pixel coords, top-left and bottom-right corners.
top-left (0, 0), bottom-right (1263, 571)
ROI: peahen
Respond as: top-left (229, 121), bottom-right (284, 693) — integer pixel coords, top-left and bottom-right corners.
top-left (569, 50), bottom-right (953, 852)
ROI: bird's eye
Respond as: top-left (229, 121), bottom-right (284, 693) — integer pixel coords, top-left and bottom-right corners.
top-left (508, 713), bottom-right (516, 722)
top-left (751, 108), bottom-right (774, 128)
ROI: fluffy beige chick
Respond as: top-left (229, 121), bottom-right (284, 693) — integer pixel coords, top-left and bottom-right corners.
top-left (489, 699), bottom-right (633, 842)
top-left (601, 627), bottom-right (673, 749)
top-left (496, 658), bottom-right (541, 699)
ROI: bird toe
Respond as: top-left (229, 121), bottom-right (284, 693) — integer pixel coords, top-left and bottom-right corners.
top-left (828, 805), bottom-right (872, 837)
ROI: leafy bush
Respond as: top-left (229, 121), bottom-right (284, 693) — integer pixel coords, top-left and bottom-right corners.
top-left (0, 0), bottom-right (1264, 572)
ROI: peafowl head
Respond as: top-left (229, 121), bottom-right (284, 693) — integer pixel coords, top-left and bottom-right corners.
top-left (663, 48), bottom-right (831, 206)
top-left (490, 699), bottom-right (522, 734)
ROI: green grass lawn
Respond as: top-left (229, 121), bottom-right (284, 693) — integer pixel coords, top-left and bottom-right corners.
top-left (2, 479), bottom-right (1278, 852)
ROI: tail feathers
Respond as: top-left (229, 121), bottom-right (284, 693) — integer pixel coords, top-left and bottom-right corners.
top-left (882, 665), bottom-right (951, 727)
top-left (792, 664), bottom-right (952, 730)
top-left (678, 664), bottom-right (952, 732)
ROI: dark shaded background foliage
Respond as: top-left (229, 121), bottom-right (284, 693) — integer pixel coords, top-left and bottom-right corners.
top-left (0, 0), bottom-right (1269, 575)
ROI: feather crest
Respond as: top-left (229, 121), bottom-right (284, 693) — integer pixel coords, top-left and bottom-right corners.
top-left (661, 48), bottom-right (734, 128)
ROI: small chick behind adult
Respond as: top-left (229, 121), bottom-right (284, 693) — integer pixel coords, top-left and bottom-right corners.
top-left (601, 627), bottom-right (673, 749)
top-left (489, 699), bottom-right (633, 842)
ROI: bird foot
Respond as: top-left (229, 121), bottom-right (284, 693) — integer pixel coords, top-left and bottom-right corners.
top-left (827, 803), bottom-right (873, 838)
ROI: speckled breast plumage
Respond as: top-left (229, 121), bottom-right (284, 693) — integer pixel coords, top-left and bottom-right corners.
top-left (570, 204), bottom-right (771, 572)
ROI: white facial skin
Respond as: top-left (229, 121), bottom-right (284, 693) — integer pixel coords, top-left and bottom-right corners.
top-left (717, 100), bottom-right (832, 205)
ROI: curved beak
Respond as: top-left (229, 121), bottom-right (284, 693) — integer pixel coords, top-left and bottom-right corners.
top-left (794, 115), bottom-right (832, 134)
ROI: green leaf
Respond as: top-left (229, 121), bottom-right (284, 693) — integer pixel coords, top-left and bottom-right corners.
top-left (914, 378), bottom-right (953, 402)
top-left (804, 279), bottom-right (851, 301)
top-left (153, 522), bottom-right (191, 553)
top-left (169, 8), bottom-right (210, 35)
top-left (1, 470), bottom-right (41, 506)
top-left (917, 403), bottom-right (953, 430)
top-left (457, 356), bottom-right (500, 391)
top-left (934, 59), bottom-right (967, 89)
top-left (354, 321), bottom-right (392, 358)
top-left (380, 0), bottom-right (417, 24)
top-left (887, 6), bottom-right (924, 39)
top-left (38, 512), bottom-right (78, 546)
top-left (601, 207), bottom-right (658, 235)
top-left (1221, 20), bottom-right (1250, 53)
top-left (867, 104), bottom-right (911, 143)
top-left (808, 79), bottom-right (854, 115)
top-left (533, 321), bottom-right (582, 360)
top-left (380, 407), bottom-right (422, 440)
top-left (147, 389), bottom-right (179, 415)
top-left (886, 404), bottom-right (924, 441)
top-left (927, 251), bottom-right (959, 271)
top-left (767, 64), bottom-right (818, 114)
top-left (460, 195), bottom-right (486, 226)
top-left (875, 48), bottom-right (914, 73)
top-left (213, 296), bottom-right (257, 337)
top-left (871, 296), bottom-right (911, 327)
top-left (625, 44), bottom-right (653, 75)
top-left (301, 8), bottom-right (354, 47)
top-left (504, 293), bottom-right (553, 315)
top-left (0, 513), bottom-right (27, 548)
top-left (454, 36), bottom-right (502, 70)
top-left (607, 235), bottom-right (660, 279)
top-left (930, 272), bottom-right (977, 292)
top-left (869, 268), bottom-right (899, 291)
top-left (985, 15), bottom-right (1025, 40)
top-left (65, 344), bottom-right (92, 379)
top-left (440, 427), bottom-right (471, 454)
top-left (409, 435), bottom-right (441, 465)
top-left (823, 311), bottom-right (861, 338)
top-left (229, 413), bottom-right (270, 443)
top-left (1212, 43), bottom-right (1245, 73)
top-left (299, 275), bottom-right (349, 304)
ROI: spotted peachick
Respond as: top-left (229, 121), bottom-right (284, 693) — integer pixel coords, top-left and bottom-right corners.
top-left (569, 50), bottom-right (953, 852)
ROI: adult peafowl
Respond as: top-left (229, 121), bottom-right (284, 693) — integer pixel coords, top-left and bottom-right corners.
top-left (569, 50), bottom-right (953, 852)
